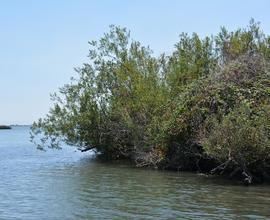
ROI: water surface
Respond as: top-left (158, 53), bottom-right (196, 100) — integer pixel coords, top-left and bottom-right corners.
top-left (0, 126), bottom-right (269, 219)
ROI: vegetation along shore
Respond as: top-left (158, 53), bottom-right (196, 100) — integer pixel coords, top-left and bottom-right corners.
top-left (0, 125), bottom-right (11, 129)
top-left (31, 20), bottom-right (270, 185)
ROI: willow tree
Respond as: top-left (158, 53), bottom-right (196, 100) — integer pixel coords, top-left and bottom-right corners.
top-left (31, 25), bottom-right (168, 159)
top-left (31, 21), bottom-right (270, 183)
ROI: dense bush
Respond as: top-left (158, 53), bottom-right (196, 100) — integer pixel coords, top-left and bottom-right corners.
top-left (201, 104), bottom-right (270, 183)
top-left (158, 53), bottom-right (270, 169)
top-left (31, 20), bottom-right (270, 183)
top-left (31, 25), bottom-right (168, 160)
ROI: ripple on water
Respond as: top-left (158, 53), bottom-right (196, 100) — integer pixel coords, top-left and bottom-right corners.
top-left (0, 127), bottom-right (270, 219)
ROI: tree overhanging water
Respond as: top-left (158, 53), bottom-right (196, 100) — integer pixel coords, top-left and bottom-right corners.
top-left (31, 19), bottom-right (270, 184)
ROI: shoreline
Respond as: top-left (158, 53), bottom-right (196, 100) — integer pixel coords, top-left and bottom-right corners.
top-left (0, 125), bottom-right (11, 129)
top-left (93, 155), bottom-right (269, 185)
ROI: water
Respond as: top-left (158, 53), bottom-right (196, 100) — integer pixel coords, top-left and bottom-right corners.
top-left (0, 126), bottom-right (270, 220)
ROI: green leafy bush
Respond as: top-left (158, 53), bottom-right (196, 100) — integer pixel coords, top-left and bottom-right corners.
top-left (201, 104), bottom-right (270, 183)
top-left (31, 20), bottom-right (270, 183)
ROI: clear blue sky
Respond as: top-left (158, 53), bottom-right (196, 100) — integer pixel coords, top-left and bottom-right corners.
top-left (1, 0), bottom-right (269, 125)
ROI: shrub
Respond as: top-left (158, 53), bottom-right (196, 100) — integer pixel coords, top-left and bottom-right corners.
top-left (157, 53), bottom-right (270, 173)
top-left (31, 20), bottom-right (270, 183)
top-left (201, 104), bottom-right (270, 183)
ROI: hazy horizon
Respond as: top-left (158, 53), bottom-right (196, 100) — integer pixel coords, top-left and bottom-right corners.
top-left (1, 0), bottom-right (270, 125)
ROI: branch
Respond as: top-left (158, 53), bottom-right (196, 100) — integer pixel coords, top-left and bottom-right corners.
top-left (80, 146), bottom-right (95, 152)
top-left (210, 159), bottom-right (231, 174)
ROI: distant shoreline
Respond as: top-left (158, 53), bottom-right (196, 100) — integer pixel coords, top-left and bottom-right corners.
top-left (10, 124), bottom-right (31, 127)
top-left (0, 125), bottom-right (12, 129)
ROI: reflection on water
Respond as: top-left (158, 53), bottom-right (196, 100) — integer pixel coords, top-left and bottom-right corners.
top-left (0, 126), bottom-right (269, 219)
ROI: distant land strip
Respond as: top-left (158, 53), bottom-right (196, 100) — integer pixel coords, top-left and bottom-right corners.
top-left (0, 125), bottom-right (11, 129)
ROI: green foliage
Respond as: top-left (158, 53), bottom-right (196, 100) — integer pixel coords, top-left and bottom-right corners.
top-left (202, 104), bottom-right (270, 172)
top-left (215, 19), bottom-right (270, 63)
top-left (165, 33), bottom-right (217, 96)
top-left (31, 25), bottom-right (167, 159)
top-left (157, 53), bottom-right (270, 173)
top-left (31, 20), bottom-right (270, 183)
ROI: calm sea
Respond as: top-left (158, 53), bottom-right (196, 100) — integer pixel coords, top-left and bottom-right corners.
top-left (0, 126), bottom-right (269, 219)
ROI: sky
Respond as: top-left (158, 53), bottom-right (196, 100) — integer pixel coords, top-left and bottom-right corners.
top-left (1, 0), bottom-right (269, 125)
